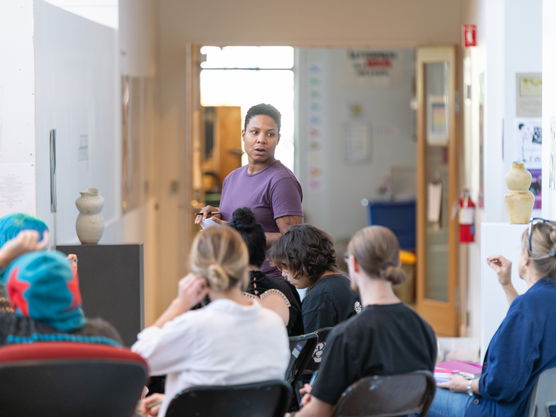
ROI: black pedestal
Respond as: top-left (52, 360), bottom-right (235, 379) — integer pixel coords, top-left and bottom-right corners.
top-left (56, 244), bottom-right (144, 347)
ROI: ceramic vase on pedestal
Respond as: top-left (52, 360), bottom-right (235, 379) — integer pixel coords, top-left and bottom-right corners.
top-left (75, 188), bottom-right (104, 244)
top-left (504, 162), bottom-right (534, 224)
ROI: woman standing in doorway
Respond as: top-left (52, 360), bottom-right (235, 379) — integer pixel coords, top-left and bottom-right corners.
top-left (196, 103), bottom-right (303, 276)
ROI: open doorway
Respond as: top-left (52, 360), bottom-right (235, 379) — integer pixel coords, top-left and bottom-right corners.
top-left (197, 46), bottom-right (295, 208)
top-left (190, 45), bottom-right (462, 336)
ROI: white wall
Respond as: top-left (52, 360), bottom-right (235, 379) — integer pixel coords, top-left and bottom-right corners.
top-left (297, 48), bottom-right (416, 241)
top-left (462, 0), bottom-right (542, 338)
top-left (0, 1), bottom-right (37, 216)
top-left (34, 1), bottom-right (140, 245)
top-left (158, 0), bottom-right (462, 47)
top-left (543, 0), bottom-right (556, 219)
top-left (44, 0), bottom-right (118, 28)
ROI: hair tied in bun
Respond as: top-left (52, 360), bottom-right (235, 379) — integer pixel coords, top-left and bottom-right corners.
top-left (381, 261), bottom-right (397, 270)
top-left (231, 207), bottom-right (257, 229)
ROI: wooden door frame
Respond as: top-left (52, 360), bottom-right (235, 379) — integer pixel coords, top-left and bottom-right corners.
top-left (416, 45), bottom-right (461, 336)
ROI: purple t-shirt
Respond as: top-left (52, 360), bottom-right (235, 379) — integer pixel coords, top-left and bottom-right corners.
top-left (220, 161), bottom-right (303, 275)
top-left (220, 161), bottom-right (303, 232)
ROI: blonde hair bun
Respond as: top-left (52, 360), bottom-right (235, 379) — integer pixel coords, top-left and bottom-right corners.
top-left (190, 227), bottom-right (249, 292)
top-left (207, 264), bottom-right (229, 291)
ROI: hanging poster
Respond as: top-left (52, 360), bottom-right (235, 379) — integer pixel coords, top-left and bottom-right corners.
top-left (0, 163), bottom-right (35, 216)
top-left (346, 50), bottom-right (398, 86)
top-left (427, 95), bottom-right (449, 145)
top-left (515, 118), bottom-right (542, 169)
top-left (516, 73), bottom-right (542, 118)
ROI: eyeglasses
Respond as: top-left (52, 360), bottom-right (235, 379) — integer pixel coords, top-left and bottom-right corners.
top-left (527, 217), bottom-right (556, 259)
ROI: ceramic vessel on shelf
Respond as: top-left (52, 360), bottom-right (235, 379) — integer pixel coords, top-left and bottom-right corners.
top-left (75, 187), bottom-right (104, 244)
top-left (504, 162), bottom-right (534, 224)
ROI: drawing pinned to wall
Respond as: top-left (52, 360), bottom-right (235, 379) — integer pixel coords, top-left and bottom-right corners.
top-left (306, 62), bottom-right (325, 192)
top-left (345, 122), bottom-right (371, 163)
top-left (515, 119), bottom-right (542, 169)
top-left (516, 73), bottom-right (542, 118)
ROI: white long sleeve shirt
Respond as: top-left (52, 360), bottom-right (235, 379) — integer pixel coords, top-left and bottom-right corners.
top-left (132, 298), bottom-right (290, 417)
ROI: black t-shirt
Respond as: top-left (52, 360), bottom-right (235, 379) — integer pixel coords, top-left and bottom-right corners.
top-left (311, 303), bottom-right (437, 405)
top-left (246, 270), bottom-right (304, 336)
top-left (302, 274), bottom-right (361, 333)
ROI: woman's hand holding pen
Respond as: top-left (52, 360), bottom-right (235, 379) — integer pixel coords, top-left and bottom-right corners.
top-left (194, 205), bottom-right (222, 224)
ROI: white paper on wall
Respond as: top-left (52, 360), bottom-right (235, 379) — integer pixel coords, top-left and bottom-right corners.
top-left (0, 163), bottom-right (35, 216)
top-left (427, 181), bottom-right (443, 225)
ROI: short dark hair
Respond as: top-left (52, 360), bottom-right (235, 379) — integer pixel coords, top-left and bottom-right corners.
top-left (229, 208), bottom-right (266, 268)
top-left (244, 103), bottom-right (281, 133)
top-left (267, 224), bottom-right (337, 285)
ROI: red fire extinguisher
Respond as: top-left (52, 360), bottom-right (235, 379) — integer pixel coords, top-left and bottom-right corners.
top-left (459, 189), bottom-right (475, 243)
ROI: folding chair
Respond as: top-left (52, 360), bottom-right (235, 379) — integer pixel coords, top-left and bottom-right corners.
top-left (286, 331), bottom-right (318, 411)
top-left (528, 366), bottom-right (556, 417)
top-left (165, 379), bottom-right (292, 417)
top-left (332, 370), bottom-right (436, 417)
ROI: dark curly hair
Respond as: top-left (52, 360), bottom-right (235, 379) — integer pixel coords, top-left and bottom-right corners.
top-left (244, 103), bottom-right (281, 133)
top-left (229, 208), bottom-right (266, 268)
top-left (267, 224), bottom-right (337, 285)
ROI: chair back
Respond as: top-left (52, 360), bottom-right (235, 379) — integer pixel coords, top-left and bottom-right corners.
top-left (332, 371), bottom-right (435, 417)
top-left (0, 342), bottom-right (149, 417)
top-left (165, 379), bottom-right (292, 417)
top-left (285, 332), bottom-right (318, 384)
top-left (306, 327), bottom-right (333, 373)
top-left (528, 366), bottom-right (556, 417)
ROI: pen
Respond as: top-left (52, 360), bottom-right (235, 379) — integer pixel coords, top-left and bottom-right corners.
top-left (195, 211), bottom-right (221, 216)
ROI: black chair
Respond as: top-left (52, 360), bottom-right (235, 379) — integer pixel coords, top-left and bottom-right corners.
top-left (291, 327), bottom-right (334, 407)
top-left (165, 379), bottom-right (292, 417)
top-left (306, 326), bottom-right (334, 373)
top-left (286, 332), bottom-right (319, 384)
top-left (286, 332), bottom-right (318, 411)
top-left (332, 370), bottom-right (436, 417)
top-left (0, 342), bottom-right (149, 417)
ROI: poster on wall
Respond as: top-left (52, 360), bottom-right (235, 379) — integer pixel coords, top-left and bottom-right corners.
top-left (0, 163), bottom-right (35, 216)
top-left (427, 95), bottom-right (449, 145)
top-left (344, 122), bottom-right (371, 163)
top-left (345, 50), bottom-right (398, 86)
top-left (515, 119), bottom-right (542, 169)
top-left (516, 73), bottom-right (542, 118)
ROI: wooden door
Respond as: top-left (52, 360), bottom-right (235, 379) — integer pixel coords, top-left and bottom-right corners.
top-left (415, 46), bottom-right (460, 336)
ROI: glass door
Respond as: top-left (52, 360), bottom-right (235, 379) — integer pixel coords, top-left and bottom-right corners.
top-left (416, 46), bottom-right (460, 336)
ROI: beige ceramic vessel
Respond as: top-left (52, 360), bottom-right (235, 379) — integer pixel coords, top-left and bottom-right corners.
top-left (75, 187), bottom-right (104, 244)
top-left (504, 162), bottom-right (534, 224)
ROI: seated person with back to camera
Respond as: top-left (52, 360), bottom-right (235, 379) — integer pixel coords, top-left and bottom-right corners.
top-left (291, 226), bottom-right (437, 417)
top-left (133, 226), bottom-right (290, 417)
